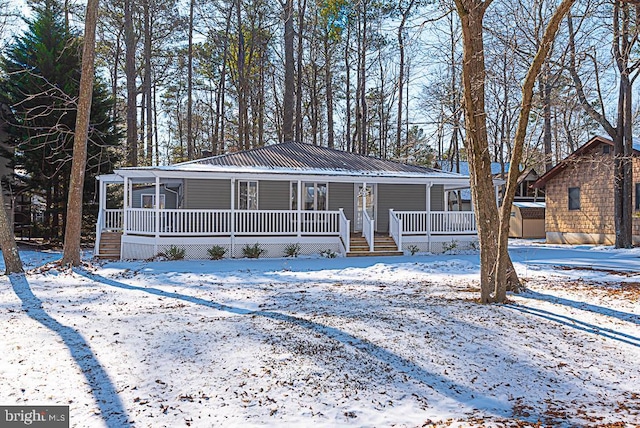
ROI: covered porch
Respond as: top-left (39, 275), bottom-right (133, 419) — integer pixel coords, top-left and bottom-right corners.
top-left (95, 174), bottom-right (480, 259)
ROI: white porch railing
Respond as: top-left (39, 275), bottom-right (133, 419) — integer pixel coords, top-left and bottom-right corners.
top-left (122, 209), bottom-right (343, 236)
top-left (394, 211), bottom-right (476, 235)
top-left (104, 209), bottom-right (124, 230)
top-left (161, 209), bottom-right (232, 235)
top-left (430, 211), bottom-right (476, 234)
top-left (362, 209), bottom-right (375, 252)
top-left (104, 208), bottom-right (474, 257)
top-left (301, 211), bottom-right (340, 235)
top-left (235, 210), bottom-right (297, 235)
top-left (389, 209), bottom-right (403, 250)
top-left (339, 208), bottom-right (350, 253)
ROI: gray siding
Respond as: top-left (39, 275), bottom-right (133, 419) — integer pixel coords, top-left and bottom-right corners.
top-left (430, 184), bottom-right (445, 211)
top-left (131, 186), bottom-right (178, 209)
top-left (328, 182), bottom-right (355, 231)
top-left (184, 179), bottom-right (231, 209)
top-left (377, 184), bottom-right (427, 232)
top-left (258, 181), bottom-right (290, 210)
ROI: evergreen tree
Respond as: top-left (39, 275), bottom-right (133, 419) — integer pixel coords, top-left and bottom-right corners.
top-left (0, 0), bottom-right (121, 242)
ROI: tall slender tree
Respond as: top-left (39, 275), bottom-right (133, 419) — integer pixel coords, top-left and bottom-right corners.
top-left (62, 0), bottom-right (100, 266)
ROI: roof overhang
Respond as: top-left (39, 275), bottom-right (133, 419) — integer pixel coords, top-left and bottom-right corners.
top-left (106, 166), bottom-right (471, 188)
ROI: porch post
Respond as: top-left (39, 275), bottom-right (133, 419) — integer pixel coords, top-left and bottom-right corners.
top-left (230, 178), bottom-right (235, 257)
top-left (361, 181), bottom-right (367, 238)
top-left (123, 176), bottom-right (128, 236)
top-left (495, 185), bottom-right (500, 206)
top-left (100, 179), bottom-right (107, 229)
top-left (297, 179), bottom-right (302, 237)
top-left (154, 176), bottom-right (160, 256)
top-left (426, 183), bottom-right (432, 253)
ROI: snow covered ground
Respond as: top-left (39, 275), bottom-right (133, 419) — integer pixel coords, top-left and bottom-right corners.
top-left (0, 241), bottom-right (639, 427)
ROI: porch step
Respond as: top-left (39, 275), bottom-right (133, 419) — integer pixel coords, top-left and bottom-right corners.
top-left (347, 235), bottom-right (403, 257)
top-left (97, 231), bottom-right (122, 259)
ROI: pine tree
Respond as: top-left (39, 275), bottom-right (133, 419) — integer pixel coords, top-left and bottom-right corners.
top-left (0, 0), bottom-right (121, 242)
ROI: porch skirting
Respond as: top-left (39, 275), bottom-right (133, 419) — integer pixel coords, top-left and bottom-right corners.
top-left (121, 235), bottom-right (342, 260)
top-left (400, 235), bottom-right (479, 254)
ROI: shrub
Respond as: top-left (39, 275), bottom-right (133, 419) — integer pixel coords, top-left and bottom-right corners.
top-left (284, 243), bottom-right (301, 258)
top-left (320, 249), bottom-right (337, 258)
top-left (207, 245), bottom-right (226, 260)
top-left (443, 240), bottom-right (459, 253)
top-left (407, 244), bottom-right (420, 256)
top-left (163, 245), bottom-right (186, 260)
top-left (242, 243), bottom-right (266, 259)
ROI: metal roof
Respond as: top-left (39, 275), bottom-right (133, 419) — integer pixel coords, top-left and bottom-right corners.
top-left (177, 142), bottom-right (448, 175)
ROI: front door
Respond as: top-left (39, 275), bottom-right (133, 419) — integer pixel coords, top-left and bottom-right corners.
top-left (355, 184), bottom-right (375, 231)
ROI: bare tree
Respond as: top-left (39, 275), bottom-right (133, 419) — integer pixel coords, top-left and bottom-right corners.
top-left (453, 0), bottom-right (575, 302)
top-left (567, 2), bottom-right (639, 249)
top-left (62, 0), bottom-right (100, 266)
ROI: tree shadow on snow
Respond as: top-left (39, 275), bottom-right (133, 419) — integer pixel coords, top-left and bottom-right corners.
top-left (505, 303), bottom-right (640, 348)
top-left (75, 268), bottom-right (546, 423)
top-left (9, 274), bottom-right (131, 427)
top-left (517, 290), bottom-right (640, 326)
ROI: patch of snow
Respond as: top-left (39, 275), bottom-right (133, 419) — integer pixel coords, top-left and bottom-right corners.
top-left (0, 240), bottom-right (639, 426)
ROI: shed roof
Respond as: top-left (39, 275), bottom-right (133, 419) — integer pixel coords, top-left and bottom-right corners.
top-left (533, 136), bottom-right (640, 188)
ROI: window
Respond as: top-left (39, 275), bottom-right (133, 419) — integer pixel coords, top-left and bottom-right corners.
top-left (238, 181), bottom-right (258, 210)
top-left (602, 144), bottom-right (611, 154)
top-left (296, 182), bottom-right (327, 210)
top-left (568, 187), bottom-right (580, 210)
top-left (141, 194), bottom-right (165, 209)
top-left (636, 183), bottom-right (640, 210)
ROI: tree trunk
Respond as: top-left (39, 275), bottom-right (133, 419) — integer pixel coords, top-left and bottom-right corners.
top-left (455, 0), bottom-right (574, 302)
top-left (0, 190), bottom-right (23, 274)
top-left (62, 0), bottom-right (99, 266)
top-left (187, 0), bottom-right (194, 159)
top-left (283, 0), bottom-right (295, 143)
top-left (345, 22), bottom-right (352, 152)
top-left (396, 0), bottom-right (416, 158)
top-left (144, 0), bottom-right (153, 165)
top-left (124, 0), bottom-right (137, 166)
top-left (325, 36), bottom-right (334, 148)
top-left (295, 0), bottom-right (307, 143)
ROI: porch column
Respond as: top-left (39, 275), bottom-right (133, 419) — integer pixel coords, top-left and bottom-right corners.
top-left (100, 179), bottom-right (107, 229)
top-left (361, 181), bottom-right (367, 238)
top-left (154, 176), bottom-right (160, 256)
top-left (426, 183), bottom-right (432, 253)
top-left (123, 176), bottom-right (129, 236)
top-left (230, 179), bottom-right (235, 257)
top-left (297, 180), bottom-right (302, 237)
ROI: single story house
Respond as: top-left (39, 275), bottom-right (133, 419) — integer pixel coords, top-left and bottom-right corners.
top-left (95, 142), bottom-right (490, 259)
top-left (533, 135), bottom-right (640, 245)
